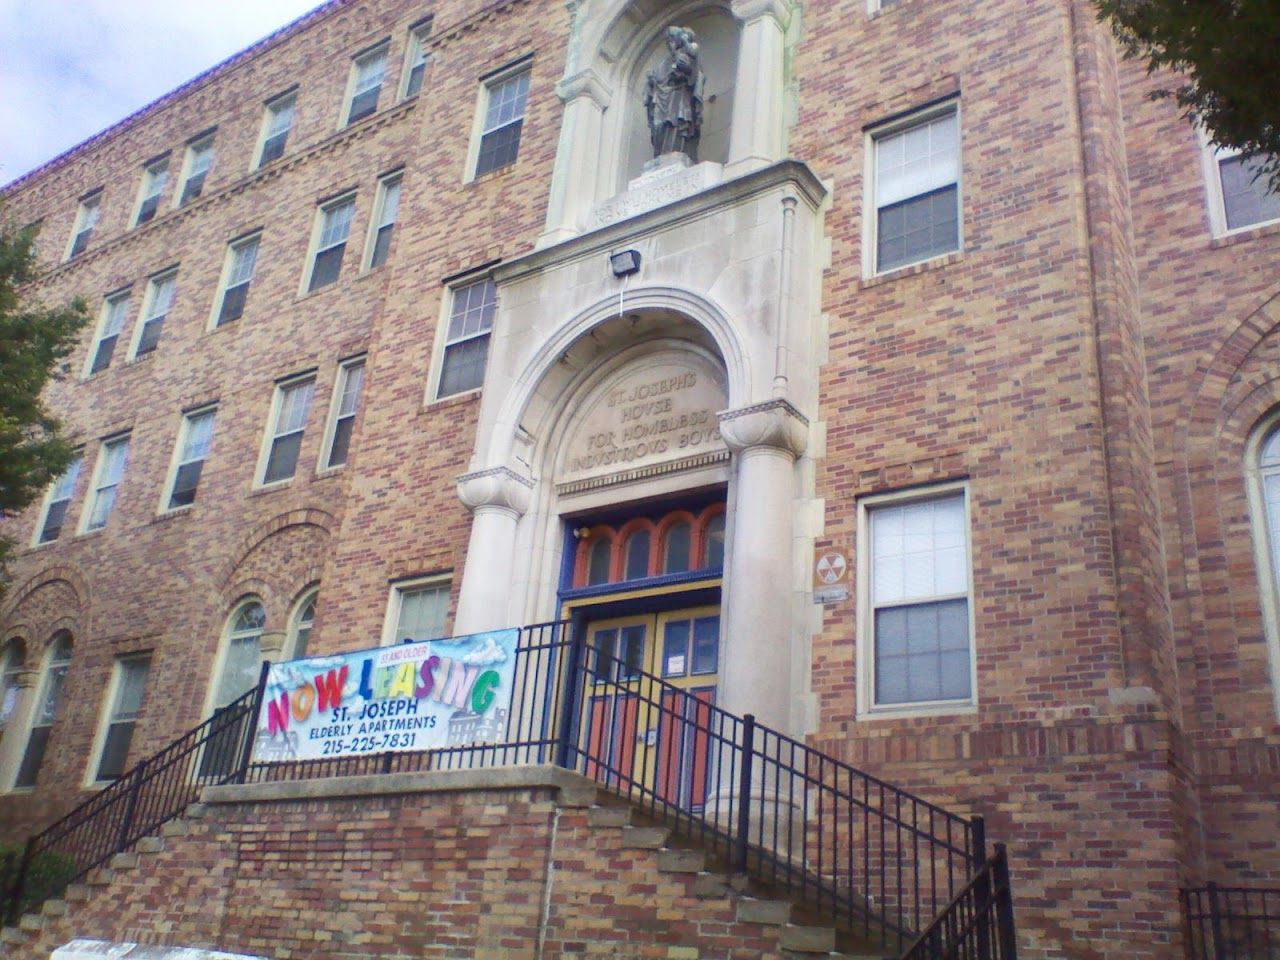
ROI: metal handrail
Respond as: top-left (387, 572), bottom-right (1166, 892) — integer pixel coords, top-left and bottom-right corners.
top-left (900, 844), bottom-right (1017, 960)
top-left (1183, 883), bottom-right (1280, 960)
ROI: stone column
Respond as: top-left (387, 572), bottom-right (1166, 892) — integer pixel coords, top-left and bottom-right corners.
top-left (727, 0), bottom-right (793, 177)
top-left (538, 69), bottom-right (612, 247)
top-left (717, 399), bottom-right (808, 733)
top-left (0, 669), bottom-right (38, 790)
top-left (454, 466), bottom-right (534, 634)
top-left (259, 631), bottom-right (287, 661)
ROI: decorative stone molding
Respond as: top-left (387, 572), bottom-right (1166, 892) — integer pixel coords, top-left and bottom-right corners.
top-left (556, 69), bottom-right (612, 108)
top-left (730, 0), bottom-right (794, 26)
top-left (588, 161), bottom-right (725, 230)
top-left (15, 669), bottom-right (37, 689)
top-left (260, 631), bottom-right (288, 658)
top-left (718, 399), bottom-right (808, 459)
top-left (457, 466), bottom-right (535, 516)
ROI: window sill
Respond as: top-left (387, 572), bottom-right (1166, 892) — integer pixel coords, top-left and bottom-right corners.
top-left (422, 388), bottom-right (481, 414)
top-left (152, 505), bottom-right (194, 524)
top-left (1210, 218), bottom-right (1280, 249)
top-left (249, 479), bottom-right (295, 497)
top-left (74, 526), bottom-right (107, 540)
top-left (294, 280), bottom-right (345, 304)
top-left (861, 250), bottom-right (962, 289)
top-left (126, 350), bottom-right (158, 368)
top-left (313, 464), bottom-right (346, 481)
top-left (856, 700), bottom-right (977, 722)
top-left (465, 162), bottom-right (521, 188)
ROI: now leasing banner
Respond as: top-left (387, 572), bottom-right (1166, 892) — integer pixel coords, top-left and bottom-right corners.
top-left (251, 629), bottom-right (520, 764)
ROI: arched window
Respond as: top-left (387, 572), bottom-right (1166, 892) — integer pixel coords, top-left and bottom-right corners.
top-left (15, 633), bottom-right (72, 789)
top-left (663, 522), bottom-right (692, 574)
top-left (0, 638), bottom-right (26, 744)
top-left (214, 601), bottom-right (265, 710)
top-left (624, 530), bottom-right (651, 580)
top-left (703, 512), bottom-right (726, 568)
top-left (289, 590), bottom-right (317, 661)
top-left (587, 537), bottom-right (612, 586)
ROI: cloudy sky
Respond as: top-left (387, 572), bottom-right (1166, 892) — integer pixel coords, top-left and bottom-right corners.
top-left (0, 0), bottom-right (325, 187)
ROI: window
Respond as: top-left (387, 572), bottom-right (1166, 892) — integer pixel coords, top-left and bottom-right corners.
top-left (34, 454), bottom-right (82, 544)
top-left (0, 640), bottom-right (26, 744)
top-left (869, 103), bottom-right (960, 273)
top-left (84, 435), bottom-right (130, 532)
top-left (473, 66), bottom-right (531, 178)
top-left (366, 173), bottom-right (402, 269)
top-left (91, 655), bottom-right (151, 783)
top-left (133, 270), bottom-right (177, 357)
top-left (386, 578), bottom-right (450, 645)
top-left (858, 487), bottom-right (974, 714)
top-left (134, 157), bottom-right (169, 226)
top-left (166, 407), bottom-right (216, 509)
top-left (258, 92), bottom-right (296, 168)
top-left (401, 21), bottom-right (432, 99)
top-left (179, 135), bottom-right (215, 205)
top-left (663, 522), bottom-right (692, 574)
top-left (289, 591), bottom-right (317, 661)
top-left (437, 278), bottom-right (496, 398)
top-left (200, 602), bottom-right (264, 778)
top-left (67, 192), bottom-right (101, 259)
top-left (1206, 142), bottom-right (1280, 235)
top-left (260, 375), bottom-right (315, 485)
top-left (322, 357), bottom-right (365, 469)
top-left (87, 290), bottom-right (130, 376)
top-left (215, 234), bottom-right (260, 327)
top-left (345, 43), bottom-right (388, 125)
top-left (14, 634), bottom-right (72, 789)
top-left (307, 195), bottom-right (356, 292)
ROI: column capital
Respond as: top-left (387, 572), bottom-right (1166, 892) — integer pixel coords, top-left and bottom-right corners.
top-left (457, 466), bottom-right (534, 516)
top-left (730, 0), bottom-right (793, 27)
top-left (260, 631), bottom-right (288, 658)
top-left (14, 669), bottom-right (38, 689)
top-left (556, 69), bottom-right (612, 109)
top-left (718, 399), bottom-right (808, 459)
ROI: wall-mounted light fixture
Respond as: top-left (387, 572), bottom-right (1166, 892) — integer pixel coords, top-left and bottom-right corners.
top-left (609, 249), bottom-right (641, 277)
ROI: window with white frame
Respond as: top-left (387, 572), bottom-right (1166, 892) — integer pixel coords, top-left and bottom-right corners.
top-left (14, 633), bottom-right (72, 789)
top-left (322, 356), bottom-right (365, 469)
top-left (67, 192), bottom-right (101, 260)
top-left (215, 234), bottom-right (260, 327)
top-left (166, 407), bottom-right (216, 510)
top-left (260, 375), bottom-right (315, 485)
top-left (386, 578), bottom-right (450, 645)
top-left (257, 92), bottom-right (296, 168)
top-left (289, 590), bottom-right (317, 661)
top-left (84, 434), bottom-right (130, 532)
top-left (133, 270), bottom-right (178, 357)
top-left (34, 453), bottom-right (82, 544)
top-left (436, 278), bottom-right (496, 398)
top-left (869, 103), bottom-right (960, 274)
top-left (214, 603), bottom-right (264, 710)
top-left (366, 174), bottom-right (401, 270)
top-left (401, 20), bottom-right (433, 99)
top-left (858, 487), bottom-right (974, 713)
top-left (91, 654), bottom-right (151, 783)
top-left (307, 195), bottom-right (356, 292)
top-left (0, 639), bottom-right (25, 742)
top-left (134, 157), bottom-right (169, 226)
top-left (87, 290), bottom-right (130, 376)
top-left (178, 135), bottom-right (215, 206)
top-left (473, 66), bottom-right (531, 178)
top-left (1205, 142), bottom-right (1280, 235)
top-left (1248, 422), bottom-right (1280, 720)
top-left (345, 43), bottom-right (388, 126)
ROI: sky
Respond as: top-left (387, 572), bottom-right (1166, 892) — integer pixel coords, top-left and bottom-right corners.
top-left (0, 0), bottom-right (325, 187)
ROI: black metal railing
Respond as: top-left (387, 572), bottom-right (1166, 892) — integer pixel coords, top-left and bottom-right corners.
top-left (1184, 884), bottom-right (1280, 960)
top-left (4, 619), bottom-right (1016, 958)
top-left (900, 844), bottom-right (1017, 960)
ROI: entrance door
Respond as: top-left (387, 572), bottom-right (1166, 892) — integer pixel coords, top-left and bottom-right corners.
top-left (581, 607), bottom-right (720, 810)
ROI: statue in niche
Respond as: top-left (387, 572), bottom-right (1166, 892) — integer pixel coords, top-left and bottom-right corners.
top-left (644, 26), bottom-right (705, 163)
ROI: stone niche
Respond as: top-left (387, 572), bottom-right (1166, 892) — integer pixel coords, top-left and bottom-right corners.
top-left (555, 349), bottom-right (729, 494)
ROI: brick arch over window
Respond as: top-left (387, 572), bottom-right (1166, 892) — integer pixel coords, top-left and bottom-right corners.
top-left (0, 567), bottom-right (87, 664)
top-left (216, 509), bottom-right (335, 625)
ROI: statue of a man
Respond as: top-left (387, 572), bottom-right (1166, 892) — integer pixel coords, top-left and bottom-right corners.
top-left (644, 26), bottom-right (704, 162)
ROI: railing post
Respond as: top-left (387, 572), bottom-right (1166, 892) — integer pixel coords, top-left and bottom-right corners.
top-left (235, 661), bottom-right (272, 785)
top-left (3, 838), bottom-right (34, 925)
top-left (555, 618), bottom-right (586, 771)
top-left (993, 844), bottom-right (1017, 960)
top-left (971, 816), bottom-right (993, 960)
top-left (117, 758), bottom-right (148, 850)
top-left (735, 713), bottom-right (756, 872)
top-left (1207, 882), bottom-right (1226, 960)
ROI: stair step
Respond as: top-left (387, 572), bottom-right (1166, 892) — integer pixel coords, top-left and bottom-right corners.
top-left (18, 913), bottom-right (43, 932)
top-left (185, 803), bottom-right (208, 819)
top-left (778, 925), bottom-right (836, 954)
top-left (110, 852), bottom-right (139, 870)
top-left (587, 805), bottom-right (631, 828)
top-left (161, 819), bottom-right (189, 838)
top-left (41, 899), bottom-right (68, 917)
top-left (557, 784), bottom-right (599, 808)
top-left (735, 899), bottom-right (791, 925)
top-left (692, 874), bottom-right (735, 899)
top-left (2, 925), bottom-right (27, 944)
top-left (136, 836), bottom-right (165, 854)
top-left (621, 826), bottom-right (669, 849)
top-left (88, 868), bottom-right (114, 886)
top-left (657, 849), bottom-right (704, 873)
top-left (64, 884), bottom-right (91, 902)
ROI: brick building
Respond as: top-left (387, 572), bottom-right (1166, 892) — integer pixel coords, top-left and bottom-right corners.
top-left (1, 0), bottom-right (1279, 956)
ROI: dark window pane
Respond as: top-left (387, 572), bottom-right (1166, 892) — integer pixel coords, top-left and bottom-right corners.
top-left (94, 721), bottom-right (135, 782)
top-left (662, 621), bottom-right (690, 677)
top-left (136, 195), bottom-right (159, 226)
top-left (475, 120), bottom-right (523, 177)
top-left (197, 706), bottom-right (251, 781)
top-left (624, 532), bottom-right (650, 580)
top-left (874, 598), bottom-right (970, 705)
top-left (405, 63), bottom-right (425, 98)
top-left (591, 628), bottom-right (617, 682)
top-left (15, 726), bottom-right (51, 788)
top-left (327, 416), bottom-right (354, 468)
top-left (309, 244), bottom-right (345, 292)
top-left (347, 87), bottom-right (379, 125)
top-left (370, 224), bottom-right (394, 269)
top-left (438, 334), bottom-right (490, 397)
top-left (168, 460), bottom-right (204, 509)
top-left (39, 501), bottom-right (69, 543)
top-left (135, 316), bottom-right (165, 355)
top-left (259, 133), bottom-right (286, 167)
top-left (691, 616), bottom-right (719, 675)
top-left (619, 625), bottom-right (645, 680)
top-left (877, 184), bottom-right (959, 272)
top-left (180, 172), bottom-right (206, 205)
top-left (69, 230), bottom-right (90, 258)
top-left (587, 539), bottom-right (611, 585)
top-left (263, 432), bottom-right (303, 484)
top-left (1221, 154), bottom-right (1280, 231)
top-left (218, 282), bottom-right (249, 326)
top-left (663, 523), bottom-right (691, 574)
top-left (703, 514), bottom-right (725, 568)
top-left (90, 334), bottom-right (118, 374)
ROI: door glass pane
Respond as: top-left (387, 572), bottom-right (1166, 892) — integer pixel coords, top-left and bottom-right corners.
top-left (662, 620), bottom-right (690, 677)
top-left (691, 616), bottom-right (719, 675)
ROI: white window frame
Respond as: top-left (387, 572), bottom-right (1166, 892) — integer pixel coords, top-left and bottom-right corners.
top-left (81, 433), bottom-right (131, 533)
top-left (86, 653), bottom-right (151, 786)
top-left (255, 91), bottom-right (297, 170)
top-left (84, 289), bottom-right (131, 378)
top-left (342, 41), bottom-right (390, 128)
top-left (133, 156), bottom-right (169, 227)
top-left (66, 191), bottom-right (102, 260)
top-left (287, 588), bottom-right (319, 661)
top-left (303, 193), bottom-right (357, 294)
top-left (381, 576), bottom-right (451, 647)
top-left (399, 19), bottom-right (433, 100)
top-left (129, 268), bottom-right (179, 359)
top-left (32, 452), bottom-right (83, 546)
top-left (11, 633), bottom-right (72, 792)
top-left (256, 373), bottom-right (316, 487)
top-left (161, 405), bottom-right (217, 512)
top-left (855, 482), bottom-right (977, 719)
top-left (863, 100), bottom-right (962, 277)
top-left (430, 275), bottom-right (497, 401)
top-left (319, 355), bottom-right (367, 471)
top-left (1201, 134), bottom-right (1280, 238)
top-left (364, 172), bottom-right (403, 270)
top-left (211, 232), bottom-right (261, 329)
top-left (464, 61), bottom-right (532, 183)
top-left (1244, 412), bottom-right (1280, 721)
top-left (205, 600), bottom-right (266, 719)
top-left (177, 133), bottom-right (215, 207)
top-left (0, 638), bottom-right (27, 740)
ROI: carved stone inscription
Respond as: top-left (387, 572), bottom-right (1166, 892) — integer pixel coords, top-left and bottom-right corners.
top-left (561, 356), bottom-right (727, 481)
